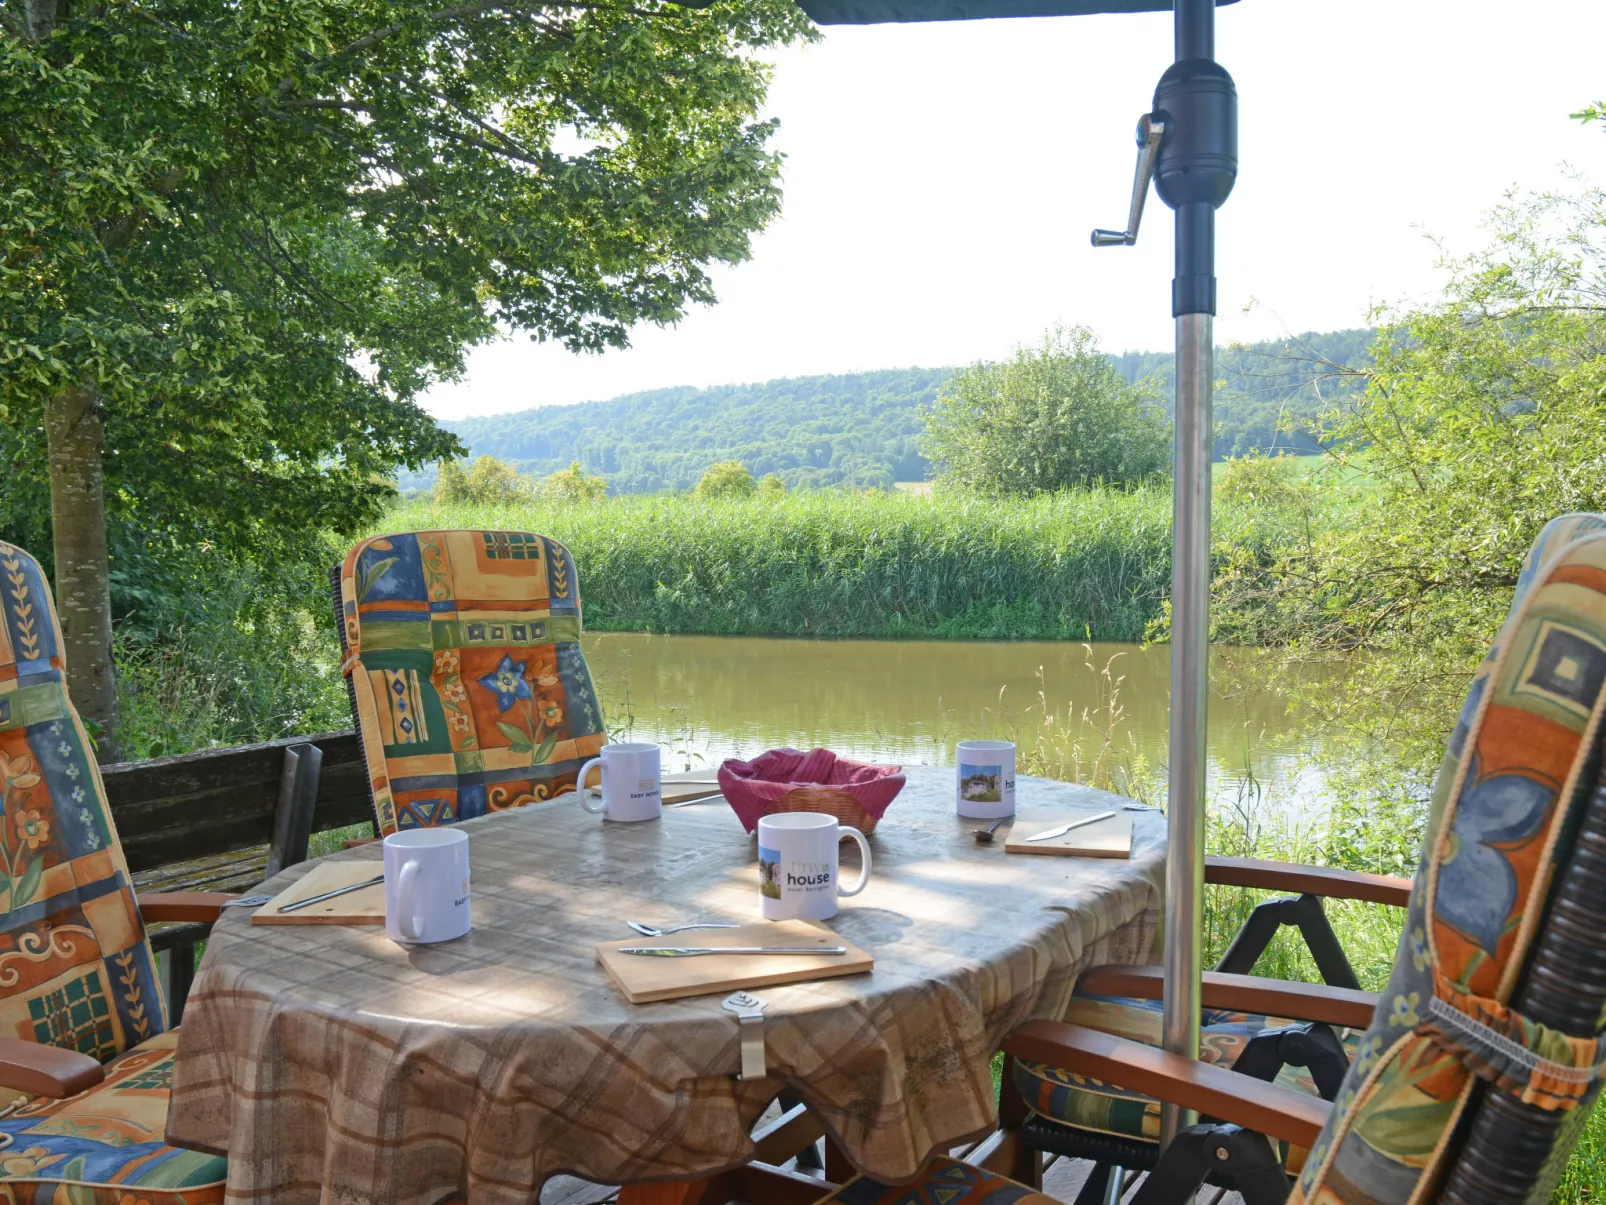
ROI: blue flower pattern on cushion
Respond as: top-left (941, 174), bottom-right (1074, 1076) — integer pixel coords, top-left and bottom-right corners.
top-left (1436, 753), bottom-right (1555, 954)
top-left (477, 655), bottom-right (533, 712)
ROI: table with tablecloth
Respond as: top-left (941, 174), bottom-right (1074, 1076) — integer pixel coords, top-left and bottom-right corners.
top-left (166, 766), bottom-right (1165, 1204)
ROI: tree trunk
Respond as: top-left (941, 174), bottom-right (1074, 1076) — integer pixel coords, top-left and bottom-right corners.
top-left (45, 384), bottom-right (123, 763)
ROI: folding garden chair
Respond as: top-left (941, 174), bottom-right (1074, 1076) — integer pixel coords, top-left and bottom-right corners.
top-left (977, 512), bottom-right (1606, 1203)
top-left (333, 530), bottom-right (608, 836)
top-left (0, 540), bottom-right (236, 1202)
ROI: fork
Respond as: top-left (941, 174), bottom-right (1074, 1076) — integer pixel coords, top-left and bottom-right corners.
top-left (220, 894), bottom-right (274, 909)
top-left (627, 920), bottom-right (741, 937)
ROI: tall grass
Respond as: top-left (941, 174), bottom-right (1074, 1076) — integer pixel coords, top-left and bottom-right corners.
top-left (387, 487), bottom-right (1267, 642)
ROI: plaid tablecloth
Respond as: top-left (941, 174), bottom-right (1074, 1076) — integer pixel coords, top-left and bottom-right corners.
top-left (166, 767), bottom-right (1165, 1204)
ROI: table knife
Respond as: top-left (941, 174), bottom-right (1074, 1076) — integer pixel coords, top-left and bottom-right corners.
top-left (277, 874), bottom-right (387, 913)
top-left (618, 946), bottom-right (848, 957)
top-left (1023, 810), bottom-right (1118, 843)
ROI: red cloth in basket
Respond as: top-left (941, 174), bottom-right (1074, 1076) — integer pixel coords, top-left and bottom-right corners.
top-left (718, 748), bottom-right (905, 834)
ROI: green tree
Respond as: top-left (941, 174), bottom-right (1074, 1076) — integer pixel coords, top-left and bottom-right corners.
top-left (759, 472), bottom-right (786, 498)
top-left (919, 325), bottom-right (1169, 497)
top-left (434, 456), bottom-right (528, 506)
top-left (542, 462), bottom-right (608, 503)
top-left (1, 0), bottom-right (812, 756)
top-left (695, 460), bottom-right (757, 498)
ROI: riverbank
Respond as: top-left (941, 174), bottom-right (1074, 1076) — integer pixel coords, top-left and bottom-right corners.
top-left (390, 487), bottom-right (1269, 642)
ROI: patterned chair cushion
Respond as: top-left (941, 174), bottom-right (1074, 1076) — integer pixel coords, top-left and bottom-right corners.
top-left (1014, 991), bottom-right (1356, 1157)
top-left (1293, 514), bottom-right (1606, 1205)
top-left (812, 1155), bottom-right (1055, 1204)
top-left (0, 542), bottom-right (166, 1059)
top-left (338, 530), bottom-right (608, 836)
top-left (0, 1029), bottom-right (225, 1203)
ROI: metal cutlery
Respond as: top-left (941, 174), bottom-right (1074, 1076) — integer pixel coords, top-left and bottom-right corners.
top-left (1023, 810), bottom-right (1119, 843)
top-left (618, 946), bottom-right (848, 957)
top-left (973, 819), bottom-right (1008, 845)
top-left (627, 921), bottom-right (742, 937)
top-left (220, 894), bottom-right (274, 909)
top-left (277, 873), bottom-right (386, 914)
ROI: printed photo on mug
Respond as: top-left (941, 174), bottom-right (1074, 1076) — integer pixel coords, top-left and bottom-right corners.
top-left (955, 740), bottom-right (1016, 819)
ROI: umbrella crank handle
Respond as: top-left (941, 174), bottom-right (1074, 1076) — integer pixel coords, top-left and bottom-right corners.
top-left (1091, 113), bottom-right (1166, 248)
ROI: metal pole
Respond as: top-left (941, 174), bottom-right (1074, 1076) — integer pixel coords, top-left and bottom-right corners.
top-left (1158, 0), bottom-right (1222, 1150)
top-left (1160, 309), bottom-right (1212, 1146)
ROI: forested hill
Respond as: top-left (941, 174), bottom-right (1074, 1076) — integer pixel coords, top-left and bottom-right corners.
top-left (421, 329), bottom-right (1372, 493)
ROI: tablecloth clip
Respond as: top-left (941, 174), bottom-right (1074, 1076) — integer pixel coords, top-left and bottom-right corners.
top-left (722, 991), bottom-right (768, 1080)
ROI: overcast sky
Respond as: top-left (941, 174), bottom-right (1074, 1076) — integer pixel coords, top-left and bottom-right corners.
top-left (423, 0), bottom-right (1606, 421)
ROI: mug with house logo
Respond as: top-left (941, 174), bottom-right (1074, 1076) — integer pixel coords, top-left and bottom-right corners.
top-left (756, 812), bottom-right (872, 921)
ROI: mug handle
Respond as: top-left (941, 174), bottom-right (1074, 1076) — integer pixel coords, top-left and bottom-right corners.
top-left (837, 827), bottom-right (872, 897)
top-left (396, 860), bottom-right (427, 942)
top-left (577, 758), bottom-right (605, 813)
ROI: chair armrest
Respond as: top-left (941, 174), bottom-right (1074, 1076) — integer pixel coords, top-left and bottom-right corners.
top-left (1003, 1021), bottom-right (1330, 1149)
top-left (0, 1037), bottom-right (105, 1099)
top-left (1205, 856), bottom-right (1412, 907)
top-left (135, 891), bottom-right (237, 923)
top-left (1079, 964), bottom-right (1379, 1031)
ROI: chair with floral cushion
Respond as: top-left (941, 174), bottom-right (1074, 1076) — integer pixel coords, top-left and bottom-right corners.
top-left (996, 512), bottom-right (1606, 1203)
top-left (0, 540), bottom-right (234, 1203)
top-left (333, 530), bottom-right (608, 836)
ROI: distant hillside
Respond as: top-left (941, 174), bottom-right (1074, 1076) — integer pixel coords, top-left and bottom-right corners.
top-left (411, 330), bottom-right (1373, 493)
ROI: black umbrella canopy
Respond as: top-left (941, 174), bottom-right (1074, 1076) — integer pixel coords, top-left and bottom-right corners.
top-left (796, 0), bottom-right (1233, 24)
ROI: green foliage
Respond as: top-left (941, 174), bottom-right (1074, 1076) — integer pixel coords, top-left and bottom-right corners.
top-left (430, 368), bottom-right (949, 493)
top-left (541, 462), bottom-right (609, 503)
top-left (1214, 188), bottom-right (1606, 670)
top-left (406, 331), bottom-right (1377, 497)
top-left (434, 456), bottom-right (529, 506)
top-left (760, 473), bottom-right (786, 498)
top-left (920, 326), bottom-right (1169, 496)
top-left (395, 486), bottom-right (1272, 641)
top-left (0, 0), bottom-right (813, 626)
top-left (1111, 329), bottom-right (1375, 459)
top-left (694, 459), bottom-right (758, 498)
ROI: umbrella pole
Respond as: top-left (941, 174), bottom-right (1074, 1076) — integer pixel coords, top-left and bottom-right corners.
top-left (1158, 0), bottom-right (1232, 1150)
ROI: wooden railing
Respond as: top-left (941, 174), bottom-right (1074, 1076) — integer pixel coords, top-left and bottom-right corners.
top-left (108, 729), bottom-right (372, 882)
top-left (109, 729), bottom-right (374, 1020)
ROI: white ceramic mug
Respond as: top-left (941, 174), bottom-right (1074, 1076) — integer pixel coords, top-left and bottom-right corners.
top-left (383, 828), bottom-right (471, 945)
top-left (578, 743), bottom-right (662, 822)
top-left (956, 739), bottom-right (1016, 819)
top-left (757, 812), bottom-right (872, 921)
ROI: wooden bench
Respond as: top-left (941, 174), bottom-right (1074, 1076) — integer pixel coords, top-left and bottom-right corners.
top-left (106, 729), bottom-right (375, 1018)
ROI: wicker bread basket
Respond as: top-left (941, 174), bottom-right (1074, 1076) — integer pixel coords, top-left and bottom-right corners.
top-left (718, 748), bottom-right (905, 835)
top-left (766, 785), bottom-right (883, 834)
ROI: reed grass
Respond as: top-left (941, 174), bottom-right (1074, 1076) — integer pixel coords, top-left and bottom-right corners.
top-left (386, 487), bottom-right (1266, 642)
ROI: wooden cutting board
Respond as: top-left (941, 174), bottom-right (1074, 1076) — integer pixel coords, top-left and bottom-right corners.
top-left (252, 861), bottom-right (387, 925)
top-left (1003, 812), bottom-right (1133, 859)
top-left (596, 919), bottom-right (873, 1004)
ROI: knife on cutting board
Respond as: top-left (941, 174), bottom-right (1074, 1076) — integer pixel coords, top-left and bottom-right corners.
top-left (618, 946), bottom-right (849, 957)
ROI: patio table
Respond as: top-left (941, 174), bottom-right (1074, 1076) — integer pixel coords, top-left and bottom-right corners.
top-left (166, 766), bottom-right (1165, 1205)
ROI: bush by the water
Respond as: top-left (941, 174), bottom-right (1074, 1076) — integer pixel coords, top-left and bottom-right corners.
top-left (389, 485), bottom-right (1269, 642)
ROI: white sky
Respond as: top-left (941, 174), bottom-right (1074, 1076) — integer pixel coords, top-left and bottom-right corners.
top-left (424, 0), bottom-right (1606, 421)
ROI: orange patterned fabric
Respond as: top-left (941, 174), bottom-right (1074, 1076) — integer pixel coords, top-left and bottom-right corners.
top-left (0, 542), bottom-right (165, 1059)
top-left (0, 1031), bottom-right (226, 1202)
top-left (1293, 514), bottom-right (1606, 1205)
top-left (337, 530), bottom-right (607, 835)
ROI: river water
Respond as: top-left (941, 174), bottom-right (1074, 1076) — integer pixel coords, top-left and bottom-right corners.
top-left (581, 633), bottom-right (1351, 806)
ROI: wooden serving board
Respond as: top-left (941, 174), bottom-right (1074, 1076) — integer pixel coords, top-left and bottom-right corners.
top-left (1003, 812), bottom-right (1133, 859)
top-left (596, 919), bottom-right (873, 1004)
top-left (251, 860), bottom-right (386, 926)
